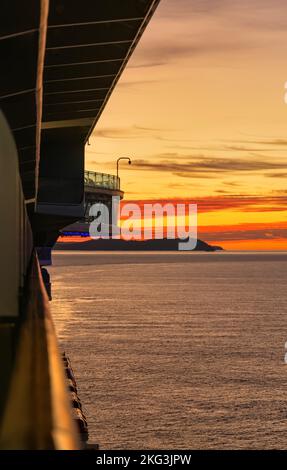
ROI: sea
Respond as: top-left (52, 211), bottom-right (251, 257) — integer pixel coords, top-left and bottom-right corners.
top-left (50, 251), bottom-right (287, 449)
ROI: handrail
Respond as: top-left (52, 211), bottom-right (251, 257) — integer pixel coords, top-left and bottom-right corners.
top-left (84, 170), bottom-right (120, 191)
top-left (0, 252), bottom-right (79, 450)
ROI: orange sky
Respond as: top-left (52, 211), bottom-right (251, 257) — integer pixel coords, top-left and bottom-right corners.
top-left (84, 0), bottom-right (287, 250)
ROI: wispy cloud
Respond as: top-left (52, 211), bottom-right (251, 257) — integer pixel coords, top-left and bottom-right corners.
top-left (199, 222), bottom-right (287, 242)
top-left (120, 156), bottom-right (287, 178)
top-left (92, 125), bottom-right (160, 140)
top-left (266, 172), bottom-right (287, 178)
top-left (127, 61), bottom-right (166, 69)
top-left (223, 181), bottom-right (242, 187)
top-left (123, 195), bottom-right (287, 214)
top-left (128, 0), bottom-right (287, 71)
top-left (117, 79), bottom-right (161, 88)
top-left (223, 138), bottom-right (287, 146)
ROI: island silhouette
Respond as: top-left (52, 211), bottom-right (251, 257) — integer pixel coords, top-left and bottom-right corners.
top-left (55, 237), bottom-right (223, 252)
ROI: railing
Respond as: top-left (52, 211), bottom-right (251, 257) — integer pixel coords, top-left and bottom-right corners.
top-left (84, 170), bottom-right (120, 191)
top-left (0, 252), bottom-right (80, 450)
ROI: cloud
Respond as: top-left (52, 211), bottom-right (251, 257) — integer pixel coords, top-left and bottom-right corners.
top-left (237, 206), bottom-right (287, 212)
top-left (92, 125), bottom-right (160, 140)
top-left (127, 61), bottom-right (166, 69)
top-left (128, 0), bottom-right (287, 71)
top-left (224, 138), bottom-right (287, 147)
top-left (117, 79), bottom-right (161, 88)
top-left (157, 0), bottom-right (228, 18)
top-left (123, 195), bottom-right (287, 214)
top-left (131, 37), bottom-right (255, 68)
top-left (135, 125), bottom-right (168, 132)
top-left (167, 182), bottom-right (201, 189)
top-left (158, 0), bottom-right (287, 29)
top-left (223, 145), bottom-right (287, 152)
top-left (165, 142), bottom-right (287, 152)
top-left (171, 172), bottom-right (216, 179)
top-left (223, 181), bottom-right (242, 187)
top-left (122, 155), bottom-right (287, 178)
top-left (197, 219), bottom-right (287, 242)
top-left (266, 172), bottom-right (287, 178)
top-left (199, 225), bottom-right (287, 242)
top-left (272, 189), bottom-right (287, 194)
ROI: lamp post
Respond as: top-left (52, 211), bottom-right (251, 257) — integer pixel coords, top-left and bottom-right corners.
top-left (116, 157), bottom-right (132, 179)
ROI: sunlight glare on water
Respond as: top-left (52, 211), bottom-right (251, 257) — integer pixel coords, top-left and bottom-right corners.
top-left (50, 251), bottom-right (287, 449)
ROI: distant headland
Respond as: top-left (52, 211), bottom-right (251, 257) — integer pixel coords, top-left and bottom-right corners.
top-left (55, 238), bottom-right (223, 252)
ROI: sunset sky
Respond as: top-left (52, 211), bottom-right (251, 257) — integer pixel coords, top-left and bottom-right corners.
top-left (85, 0), bottom-right (287, 250)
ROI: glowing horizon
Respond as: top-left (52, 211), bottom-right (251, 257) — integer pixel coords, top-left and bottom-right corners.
top-left (85, 0), bottom-right (287, 250)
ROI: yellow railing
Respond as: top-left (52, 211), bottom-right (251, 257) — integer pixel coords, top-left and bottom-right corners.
top-left (0, 252), bottom-right (80, 450)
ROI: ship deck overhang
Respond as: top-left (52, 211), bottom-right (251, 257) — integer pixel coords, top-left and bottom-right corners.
top-left (0, 0), bottom-right (161, 448)
top-left (0, 0), bottom-right (161, 202)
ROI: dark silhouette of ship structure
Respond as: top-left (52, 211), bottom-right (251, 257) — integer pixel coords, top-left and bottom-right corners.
top-left (0, 0), bottom-right (162, 450)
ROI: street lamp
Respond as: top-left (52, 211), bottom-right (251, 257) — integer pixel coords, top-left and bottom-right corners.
top-left (116, 157), bottom-right (132, 179)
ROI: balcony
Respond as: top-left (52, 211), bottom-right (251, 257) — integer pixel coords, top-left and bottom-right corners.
top-left (84, 170), bottom-right (120, 192)
top-left (84, 170), bottom-right (123, 203)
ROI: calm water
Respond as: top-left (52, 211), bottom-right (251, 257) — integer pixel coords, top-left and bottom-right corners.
top-left (50, 251), bottom-right (287, 449)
